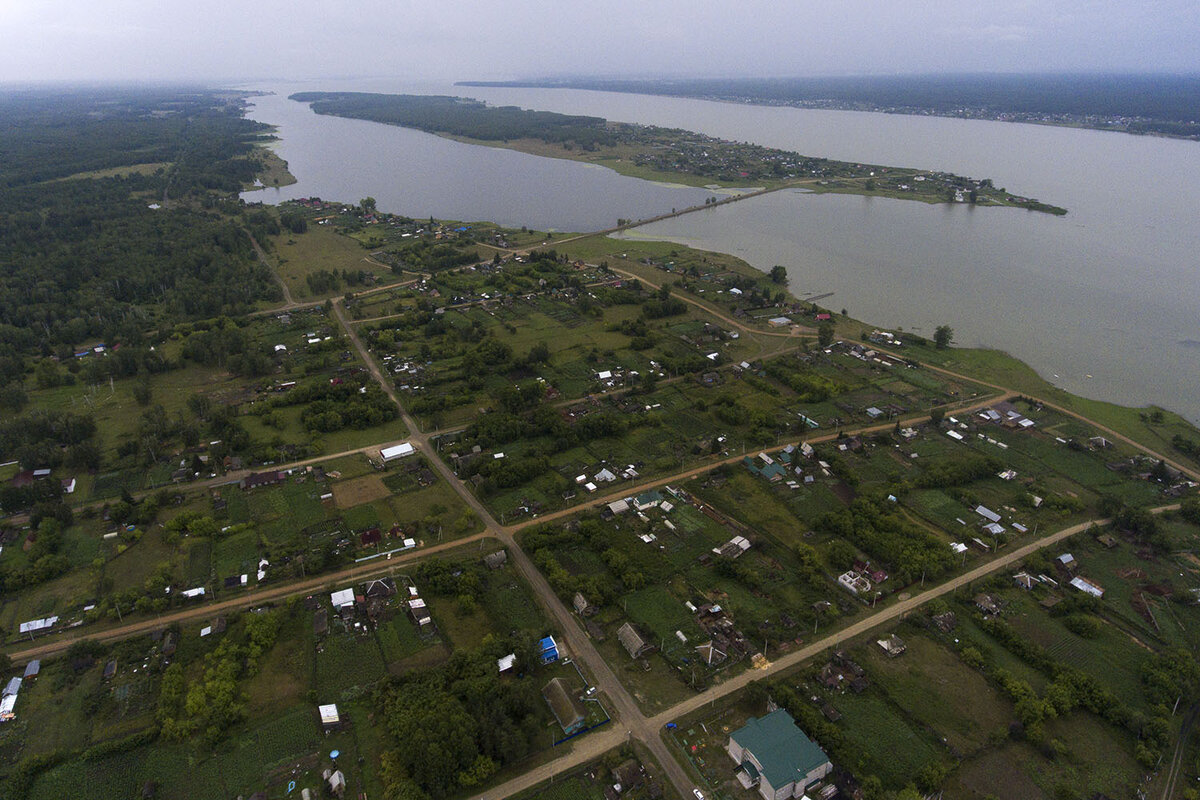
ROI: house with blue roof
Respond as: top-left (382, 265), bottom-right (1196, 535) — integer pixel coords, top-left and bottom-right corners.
top-left (538, 635), bottom-right (560, 664)
top-left (726, 709), bottom-right (832, 799)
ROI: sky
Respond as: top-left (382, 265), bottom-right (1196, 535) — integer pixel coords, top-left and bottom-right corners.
top-left (1, 0), bottom-right (1198, 84)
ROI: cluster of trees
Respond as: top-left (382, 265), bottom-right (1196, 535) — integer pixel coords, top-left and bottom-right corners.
top-left (458, 402), bottom-right (633, 494)
top-left (305, 268), bottom-right (368, 295)
top-left (1171, 434), bottom-right (1200, 464)
top-left (268, 380), bottom-right (398, 433)
top-left (376, 632), bottom-right (549, 799)
top-left (816, 497), bottom-right (957, 584)
top-left (641, 285), bottom-right (687, 319)
top-left (523, 520), bottom-right (668, 604)
top-left (180, 318), bottom-right (276, 377)
top-left (387, 237), bottom-right (479, 273)
top-left (293, 91), bottom-right (616, 149)
top-left (0, 409), bottom-right (97, 473)
top-left (0, 519), bottom-right (71, 594)
top-left (1098, 497), bottom-right (1170, 551)
top-left (763, 359), bottom-right (843, 403)
top-left (158, 611), bottom-right (282, 744)
top-left (915, 453), bottom-right (1001, 488)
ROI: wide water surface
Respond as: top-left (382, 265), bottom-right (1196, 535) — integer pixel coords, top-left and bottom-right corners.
top-left (241, 78), bottom-right (1200, 423)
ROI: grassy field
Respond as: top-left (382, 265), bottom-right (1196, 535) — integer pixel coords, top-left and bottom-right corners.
top-left (269, 224), bottom-right (395, 301)
top-left (45, 161), bottom-right (170, 182)
top-left (949, 712), bottom-right (1141, 799)
top-left (858, 633), bottom-right (1012, 755)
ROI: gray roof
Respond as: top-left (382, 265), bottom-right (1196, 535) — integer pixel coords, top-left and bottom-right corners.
top-left (617, 622), bottom-right (648, 658)
top-left (542, 677), bottom-right (584, 733)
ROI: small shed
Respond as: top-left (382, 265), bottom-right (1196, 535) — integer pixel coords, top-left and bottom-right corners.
top-left (318, 703), bottom-right (341, 729)
top-left (877, 634), bottom-right (906, 657)
top-left (573, 592), bottom-right (597, 617)
top-left (22, 660), bottom-right (40, 680)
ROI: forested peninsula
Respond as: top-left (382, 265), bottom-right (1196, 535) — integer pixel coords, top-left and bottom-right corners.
top-left (289, 91), bottom-right (1066, 214)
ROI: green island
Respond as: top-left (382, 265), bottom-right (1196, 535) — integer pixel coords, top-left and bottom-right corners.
top-left (4, 87), bottom-right (1199, 800)
top-left (289, 91), bottom-right (1068, 215)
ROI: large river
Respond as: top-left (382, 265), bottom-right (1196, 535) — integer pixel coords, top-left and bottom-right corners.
top-left (241, 78), bottom-right (1200, 424)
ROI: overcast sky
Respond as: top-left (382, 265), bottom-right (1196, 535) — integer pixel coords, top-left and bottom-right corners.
top-left (2, 0), bottom-right (1197, 84)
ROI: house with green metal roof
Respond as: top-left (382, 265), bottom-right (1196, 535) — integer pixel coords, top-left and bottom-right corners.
top-left (725, 709), bottom-right (833, 799)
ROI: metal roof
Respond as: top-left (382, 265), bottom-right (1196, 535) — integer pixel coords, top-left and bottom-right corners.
top-left (730, 709), bottom-right (830, 790)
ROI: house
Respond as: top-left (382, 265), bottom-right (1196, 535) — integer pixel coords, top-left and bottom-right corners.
top-left (22, 660), bottom-right (40, 681)
top-left (932, 611), bottom-right (957, 633)
top-left (634, 490), bottom-right (663, 511)
top-left (380, 442), bottom-right (416, 461)
top-left (542, 677), bottom-right (586, 735)
top-left (326, 769), bottom-right (346, 798)
top-left (331, 588), bottom-right (356, 609)
top-left (539, 635), bottom-right (560, 664)
top-left (483, 550), bottom-right (508, 569)
top-left (1070, 576), bottom-right (1105, 598)
top-left (837, 571), bottom-right (871, 595)
top-left (611, 759), bottom-right (645, 793)
top-left (975, 593), bottom-right (1002, 615)
top-left (877, 634), bottom-right (906, 657)
top-left (573, 592), bottom-right (597, 617)
top-left (696, 641), bottom-right (727, 666)
top-left (714, 536), bottom-right (752, 559)
top-left (726, 709), bottom-right (833, 800)
top-left (1013, 572), bottom-right (1036, 590)
top-left (617, 622), bottom-right (653, 659)
top-left (363, 577), bottom-right (397, 599)
top-left (240, 471), bottom-right (284, 490)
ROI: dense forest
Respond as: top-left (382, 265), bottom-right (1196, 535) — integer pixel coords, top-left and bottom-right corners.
top-left (0, 89), bottom-right (281, 362)
top-left (290, 91), bottom-right (617, 148)
top-left (462, 74), bottom-right (1200, 138)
